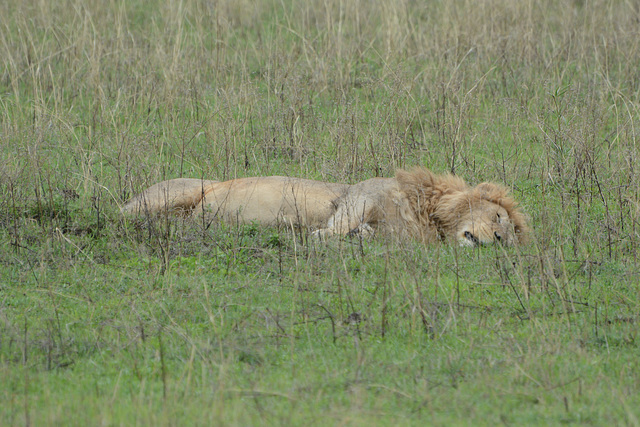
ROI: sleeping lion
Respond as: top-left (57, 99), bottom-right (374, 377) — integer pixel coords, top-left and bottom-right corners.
top-left (123, 168), bottom-right (528, 246)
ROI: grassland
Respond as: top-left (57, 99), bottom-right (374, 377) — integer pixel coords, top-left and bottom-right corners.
top-left (1, 0), bottom-right (640, 425)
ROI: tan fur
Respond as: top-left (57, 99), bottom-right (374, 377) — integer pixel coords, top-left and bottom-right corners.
top-left (123, 168), bottom-right (529, 246)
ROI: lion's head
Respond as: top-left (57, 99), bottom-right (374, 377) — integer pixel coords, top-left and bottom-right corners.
top-left (453, 199), bottom-right (520, 246)
top-left (435, 182), bottom-right (529, 247)
top-left (397, 168), bottom-right (529, 246)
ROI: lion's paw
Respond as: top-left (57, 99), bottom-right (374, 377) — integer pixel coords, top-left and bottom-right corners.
top-left (347, 223), bottom-right (375, 239)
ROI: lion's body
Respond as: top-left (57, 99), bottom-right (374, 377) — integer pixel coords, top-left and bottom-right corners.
top-left (193, 176), bottom-right (350, 228)
top-left (123, 168), bottom-right (528, 246)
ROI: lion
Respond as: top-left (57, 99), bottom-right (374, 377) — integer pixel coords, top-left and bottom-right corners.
top-left (122, 168), bottom-right (529, 246)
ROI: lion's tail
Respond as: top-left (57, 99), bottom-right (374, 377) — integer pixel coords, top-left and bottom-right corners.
top-left (122, 178), bottom-right (218, 216)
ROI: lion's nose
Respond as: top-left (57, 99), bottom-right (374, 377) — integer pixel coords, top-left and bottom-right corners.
top-left (494, 231), bottom-right (502, 242)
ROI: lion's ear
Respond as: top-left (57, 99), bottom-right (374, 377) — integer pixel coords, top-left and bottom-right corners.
top-left (511, 210), bottom-right (531, 244)
top-left (472, 182), bottom-right (510, 202)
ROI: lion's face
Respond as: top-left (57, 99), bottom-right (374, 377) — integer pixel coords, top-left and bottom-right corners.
top-left (455, 199), bottom-right (518, 247)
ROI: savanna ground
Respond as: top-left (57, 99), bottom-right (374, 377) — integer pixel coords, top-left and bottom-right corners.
top-left (1, 0), bottom-right (640, 425)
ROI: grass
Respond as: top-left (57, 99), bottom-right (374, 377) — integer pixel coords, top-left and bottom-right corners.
top-left (1, 0), bottom-right (640, 424)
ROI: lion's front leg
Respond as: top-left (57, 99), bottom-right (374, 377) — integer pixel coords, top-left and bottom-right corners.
top-left (312, 195), bottom-right (376, 239)
top-left (311, 223), bottom-right (375, 240)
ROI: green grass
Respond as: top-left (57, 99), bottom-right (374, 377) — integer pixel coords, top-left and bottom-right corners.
top-left (2, 0), bottom-right (640, 425)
